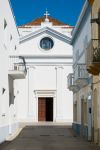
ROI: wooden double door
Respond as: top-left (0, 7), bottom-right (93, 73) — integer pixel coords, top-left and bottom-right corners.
top-left (38, 97), bottom-right (53, 121)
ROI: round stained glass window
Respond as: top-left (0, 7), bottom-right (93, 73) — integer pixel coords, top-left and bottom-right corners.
top-left (40, 37), bottom-right (54, 50)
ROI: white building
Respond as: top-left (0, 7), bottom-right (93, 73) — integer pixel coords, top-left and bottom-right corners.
top-left (16, 12), bottom-right (73, 124)
top-left (0, 0), bottom-right (18, 143)
top-left (0, 0), bottom-right (26, 143)
top-left (68, 0), bottom-right (93, 140)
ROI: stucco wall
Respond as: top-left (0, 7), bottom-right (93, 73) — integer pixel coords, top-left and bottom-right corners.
top-left (0, 0), bottom-right (19, 143)
top-left (16, 22), bottom-right (73, 123)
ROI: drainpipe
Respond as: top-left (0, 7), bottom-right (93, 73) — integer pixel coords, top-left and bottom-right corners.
top-left (19, 56), bottom-right (27, 73)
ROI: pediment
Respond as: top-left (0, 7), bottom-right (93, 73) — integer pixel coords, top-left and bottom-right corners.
top-left (19, 27), bottom-right (71, 44)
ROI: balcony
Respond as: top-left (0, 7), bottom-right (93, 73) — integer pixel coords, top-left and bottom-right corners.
top-left (9, 56), bottom-right (27, 79)
top-left (86, 39), bottom-right (100, 75)
top-left (67, 73), bottom-right (79, 92)
top-left (74, 64), bottom-right (89, 87)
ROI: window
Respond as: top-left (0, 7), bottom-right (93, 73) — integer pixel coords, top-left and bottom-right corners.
top-left (40, 37), bottom-right (54, 50)
top-left (74, 102), bottom-right (77, 122)
top-left (15, 45), bottom-right (17, 50)
top-left (78, 66), bottom-right (81, 77)
top-left (10, 34), bottom-right (12, 41)
top-left (84, 36), bottom-right (88, 49)
top-left (4, 19), bottom-right (7, 29)
top-left (83, 101), bottom-right (87, 125)
top-left (75, 49), bottom-right (79, 61)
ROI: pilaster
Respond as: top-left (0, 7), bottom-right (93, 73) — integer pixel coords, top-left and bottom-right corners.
top-left (55, 66), bottom-right (63, 121)
top-left (27, 66), bottom-right (36, 120)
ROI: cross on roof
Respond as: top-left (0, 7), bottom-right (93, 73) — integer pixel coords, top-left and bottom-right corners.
top-left (44, 9), bottom-right (50, 19)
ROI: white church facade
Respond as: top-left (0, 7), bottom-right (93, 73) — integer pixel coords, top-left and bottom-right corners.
top-left (16, 12), bottom-right (73, 123)
top-left (0, 0), bottom-right (73, 143)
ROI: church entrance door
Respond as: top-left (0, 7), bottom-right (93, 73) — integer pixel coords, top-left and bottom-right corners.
top-left (38, 97), bottom-right (53, 122)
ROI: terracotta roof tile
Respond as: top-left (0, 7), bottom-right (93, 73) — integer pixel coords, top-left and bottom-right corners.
top-left (19, 16), bottom-right (72, 28)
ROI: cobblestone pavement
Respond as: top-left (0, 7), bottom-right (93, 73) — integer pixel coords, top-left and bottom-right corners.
top-left (0, 126), bottom-right (100, 150)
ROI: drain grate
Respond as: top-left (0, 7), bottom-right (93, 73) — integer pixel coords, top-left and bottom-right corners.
top-left (40, 134), bottom-right (65, 137)
top-left (40, 135), bottom-right (50, 136)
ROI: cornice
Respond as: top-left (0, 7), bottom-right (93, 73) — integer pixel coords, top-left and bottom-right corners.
top-left (17, 55), bottom-right (73, 59)
top-left (19, 27), bottom-right (71, 44)
top-left (71, 0), bottom-right (91, 44)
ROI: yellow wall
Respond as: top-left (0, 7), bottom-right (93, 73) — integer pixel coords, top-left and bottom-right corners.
top-left (91, 0), bottom-right (100, 145)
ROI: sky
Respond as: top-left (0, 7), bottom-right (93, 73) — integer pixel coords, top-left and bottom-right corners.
top-left (10, 0), bottom-right (85, 26)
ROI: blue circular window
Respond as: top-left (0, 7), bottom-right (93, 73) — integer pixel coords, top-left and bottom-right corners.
top-left (40, 37), bottom-right (54, 50)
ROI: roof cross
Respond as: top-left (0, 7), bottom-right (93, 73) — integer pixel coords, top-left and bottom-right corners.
top-left (44, 9), bottom-right (50, 19)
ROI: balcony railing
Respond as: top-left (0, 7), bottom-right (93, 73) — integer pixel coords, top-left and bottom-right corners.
top-left (74, 64), bottom-right (89, 86)
top-left (67, 73), bottom-right (79, 92)
top-left (86, 39), bottom-right (100, 75)
top-left (9, 56), bottom-right (27, 79)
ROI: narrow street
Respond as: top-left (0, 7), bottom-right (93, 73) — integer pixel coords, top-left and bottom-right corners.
top-left (0, 126), bottom-right (100, 150)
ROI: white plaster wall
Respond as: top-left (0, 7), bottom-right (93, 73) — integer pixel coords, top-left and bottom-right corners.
top-left (8, 76), bottom-right (18, 132)
top-left (19, 33), bottom-right (72, 56)
top-left (19, 24), bottom-right (72, 37)
top-left (34, 66), bottom-right (56, 90)
top-left (0, 0), bottom-right (19, 143)
top-left (0, 0), bottom-right (19, 55)
top-left (73, 84), bottom-right (91, 125)
top-left (73, 12), bottom-right (91, 64)
top-left (16, 64), bottom-right (73, 123)
top-left (15, 78), bottom-right (28, 120)
top-left (61, 66), bottom-right (73, 121)
top-left (72, 5), bottom-right (92, 126)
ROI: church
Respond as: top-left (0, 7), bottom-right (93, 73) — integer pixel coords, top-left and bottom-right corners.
top-left (0, 0), bottom-right (74, 143)
top-left (15, 11), bottom-right (73, 123)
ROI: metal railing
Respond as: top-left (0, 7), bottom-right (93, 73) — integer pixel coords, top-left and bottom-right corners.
top-left (86, 39), bottom-right (100, 65)
top-left (74, 64), bottom-right (88, 82)
top-left (9, 56), bottom-right (27, 74)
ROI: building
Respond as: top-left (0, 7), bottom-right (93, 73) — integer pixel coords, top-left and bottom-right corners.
top-left (0, 0), bottom-right (26, 143)
top-left (0, 0), bottom-right (73, 144)
top-left (87, 0), bottom-right (100, 145)
top-left (68, 0), bottom-right (93, 140)
top-left (15, 11), bottom-right (73, 124)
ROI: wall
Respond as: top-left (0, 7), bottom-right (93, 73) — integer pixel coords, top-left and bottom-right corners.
top-left (16, 22), bottom-right (73, 124)
top-left (19, 33), bottom-right (72, 56)
top-left (0, 0), bottom-right (19, 143)
top-left (91, 0), bottom-right (100, 145)
top-left (73, 10), bottom-right (91, 65)
top-left (72, 1), bottom-right (92, 139)
top-left (16, 65), bottom-right (73, 123)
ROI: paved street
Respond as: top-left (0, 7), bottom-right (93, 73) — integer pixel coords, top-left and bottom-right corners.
top-left (0, 126), bottom-right (100, 150)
